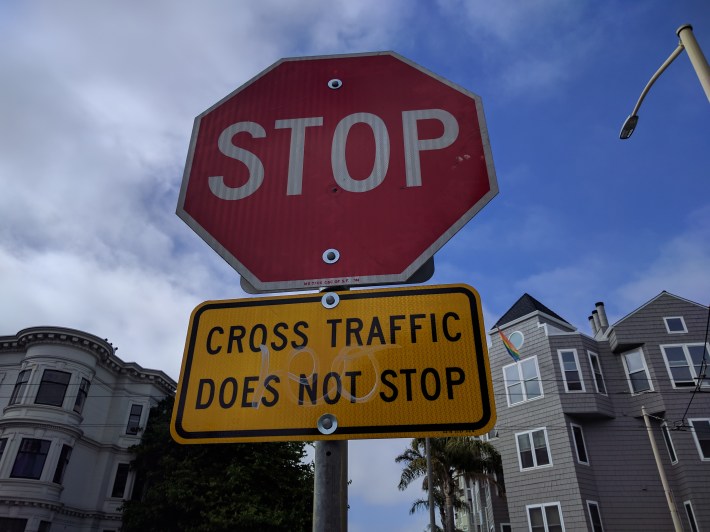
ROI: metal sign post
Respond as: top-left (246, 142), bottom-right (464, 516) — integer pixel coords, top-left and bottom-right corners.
top-left (313, 440), bottom-right (348, 532)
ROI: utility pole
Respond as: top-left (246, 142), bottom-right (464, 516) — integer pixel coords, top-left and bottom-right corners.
top-left (642, 406), bottom-right (682, 532)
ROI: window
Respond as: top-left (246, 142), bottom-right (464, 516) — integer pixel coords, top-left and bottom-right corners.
top-left (558, 350), bottom-right (584, 392)
top-left (571, 424), bottom-right (589, 465)
top-left (501, 525), bottom-right (512, 532)
top-left (664, 316), bottom-right (687, 334)
top-left (622, 350), bottom-right (652, 393)
top-left (73, 378), bottom-right (91, 413)
top-left (11, 438), bottom-right (51, 479)
top-left (527, 503), bottom-right (564, 532)
top-left (0, 438), bottom-right (7, 462)
top-left (53, 444), bottom-right (72, 484)
top-left (0, 518), bottom-right (28, 532)
top-left (112, 463), bottom-right (130, 498)
top-left (587, 352), bottom-right (607, 395)
top-left (586, 501), bottom-right (604, 532)
top-left (35, 369), bottom-right (71, 407)
top-left (688, 419), bottom-right (710, 460)
top-left (9, 369), bottom-right (30, 405)
top-left (38, 521), bottom-right (52, 532)
top-left (661, 423), bottom-right (678, 464)
top-left (661, 343), bottom-right (709, 388)
top-left (684, 501), bottom-right (699, 532)
top-left (503, 357), bottom-right (543, 406)
top-left (516, 428), bottom-right (551, 470)
top-left (126, 404), bottom-right (143, 434)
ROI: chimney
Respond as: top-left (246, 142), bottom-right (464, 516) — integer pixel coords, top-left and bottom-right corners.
top-left (591, 310), bottom-right (601, 334)
top-left (589, 315), bottom-right (599, 335)
top-left (595, 302), bottom-right (609, 331)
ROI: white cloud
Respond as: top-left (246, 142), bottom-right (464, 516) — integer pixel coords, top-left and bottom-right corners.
top-left (617, 205), bottom-right (710, 311)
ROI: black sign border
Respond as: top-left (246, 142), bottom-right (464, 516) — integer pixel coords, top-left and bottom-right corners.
top-left (173, 285), bottom-right (493, 441)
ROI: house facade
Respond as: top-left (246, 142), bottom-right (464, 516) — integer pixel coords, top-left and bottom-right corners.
top-left (0, 327), bottom-right (175, 532)
top-left (479, 291), bottom-right (709, 532)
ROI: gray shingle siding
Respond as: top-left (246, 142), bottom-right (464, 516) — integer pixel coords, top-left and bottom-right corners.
top-left (485, 292), bottom-right (709, 531)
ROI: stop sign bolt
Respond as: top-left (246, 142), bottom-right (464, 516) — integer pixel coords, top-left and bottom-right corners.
top-left (322, 248), bottom-right (340, 264)
top-left (327, 79), bottom-right (342, 90)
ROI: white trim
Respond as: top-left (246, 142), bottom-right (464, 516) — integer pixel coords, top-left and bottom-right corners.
top-left (683, 500), bottom-right (699, 532)
top-left (525, 502), bottom-right (565, 532)
top-left (621, 348), bottom-right (654, 394)
top-left (107, 460), bottom-right (134, 499)
top-left (661, 422), bottom-right (678, 465)
top-left (570, 423), bottom-right (590, 465)
top-left (660, 343), bottom-right (710, 389)
top-left (587, 351), bottom-right (608, 396)
top-left (515, 427), bottom-right (553, 471)
top-left (664, 316), bottom-right (688, 334)
top-left (586, 500), bottom-right (604, 532)
top-left (688, 418), bottom-right (710, 461)
top-left (123, 401), bottom-right (150, 436)
top-left (557, 349), bottom-right (585, 393)
top-left (503, 356), bottom-right (544, 407)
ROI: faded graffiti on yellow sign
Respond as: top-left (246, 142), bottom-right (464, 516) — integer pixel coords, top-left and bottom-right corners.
top-left (171, 284), bottom-right (495, 443)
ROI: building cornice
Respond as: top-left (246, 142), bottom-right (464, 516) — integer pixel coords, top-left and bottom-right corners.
top-left (0, 326), bottom-right (176, 395)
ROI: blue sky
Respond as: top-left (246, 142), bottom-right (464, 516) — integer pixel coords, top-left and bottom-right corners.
top-left (1, 1), bottom-right (709, 531)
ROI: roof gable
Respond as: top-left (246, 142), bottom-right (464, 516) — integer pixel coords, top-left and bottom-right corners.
top-left (610, 290), bottom-right (708, 329)
top-left (494, 293), bottom-right (572, 329)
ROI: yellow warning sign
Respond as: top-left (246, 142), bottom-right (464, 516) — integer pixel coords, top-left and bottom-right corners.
top-left (171, 284), bottom-right (495, 443)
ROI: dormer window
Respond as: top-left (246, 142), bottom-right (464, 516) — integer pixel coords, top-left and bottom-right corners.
top-left (664, 317), bottom-right (687, 334)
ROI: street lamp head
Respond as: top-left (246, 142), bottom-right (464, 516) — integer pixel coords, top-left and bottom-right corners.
top-left (619, 114), bottom-right (639, 139)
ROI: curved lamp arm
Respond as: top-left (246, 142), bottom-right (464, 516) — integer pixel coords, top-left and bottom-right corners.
top-left (620, 24), bottom-right (710, 139)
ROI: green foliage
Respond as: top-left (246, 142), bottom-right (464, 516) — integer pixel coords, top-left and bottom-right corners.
top-left (120, 396), bottom-right (313, 532)
top-left (395, 437), bottom-right (502, 532)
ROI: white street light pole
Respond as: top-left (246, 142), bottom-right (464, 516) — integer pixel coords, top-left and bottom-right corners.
top-left (620, 24), bottom-right (710, 139)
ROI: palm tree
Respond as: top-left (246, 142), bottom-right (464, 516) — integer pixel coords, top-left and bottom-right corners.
top-left (396, 437), bottom-right (502, 532)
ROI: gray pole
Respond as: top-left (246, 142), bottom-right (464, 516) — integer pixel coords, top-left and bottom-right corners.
top-left (313, 439), bottom-right (348, 531)
top-left (426, 437), bottom-right (436, 531)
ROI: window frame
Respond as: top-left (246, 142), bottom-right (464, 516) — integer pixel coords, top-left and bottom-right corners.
top-left (503, 356), bottom-right (543, 407)
top-left (73, 377), bottom-right (91, 414)
top-left (570, 423), bottom-right (590, 465)
top-left (52, 444), bottom-right (73, 484)
top-left (586, 501), bottom-right (604, 532)
top-left (664, 316), bottom-right (688, 334)
top-left (557, 349), bottom-right (585, 393)
top-left (9, 369), bottom-right (31, 405)
top-left (126, 404), bottom-right (144, 435)
top-left (111, 462), bottom-right (131, 498)
top-left (661, 422), bottom-right (678, 464)
top-left (10, 438), bottom-right (52, 480)
top-left (688, 418), bottom-right (710, 461)
top-left (34, 369), bottom-right (72, 407)
top-left (587, 351), bottom-right (607, 395)
top-left (684, 500), bottom-right (699, 532)
top-left (621, 349), bottom-right (653, 394)
top-left (515, 427), bottom-right (552, 471)
top-left (660, 343), bottom-right (709, 389)
top-left (526, 502), bottom-right (565, 532)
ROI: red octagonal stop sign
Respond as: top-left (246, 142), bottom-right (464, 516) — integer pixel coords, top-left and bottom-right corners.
top-left (177, 52), bottom-right (497, 292)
